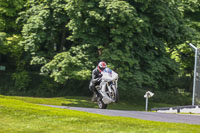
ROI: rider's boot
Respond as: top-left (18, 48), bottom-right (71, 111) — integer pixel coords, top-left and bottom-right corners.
top-left (91, 88), bottom-right (100, 102)
top-left (91, 91), bottom-right (98, 102)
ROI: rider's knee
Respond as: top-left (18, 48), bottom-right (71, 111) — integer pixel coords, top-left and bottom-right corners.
top-left (89, 83), bottom-right (94, 91)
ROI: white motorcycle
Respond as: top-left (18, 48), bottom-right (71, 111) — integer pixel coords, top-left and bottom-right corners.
top-left (95, 68), bottom-right (119, 109)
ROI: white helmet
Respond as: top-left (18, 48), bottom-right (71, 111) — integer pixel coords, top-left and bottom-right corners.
top-left (98, 61), bottom-right (107, 72)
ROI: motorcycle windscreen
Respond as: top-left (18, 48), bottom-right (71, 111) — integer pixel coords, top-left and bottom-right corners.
top-left (102, 68), bottom-right (118, 81)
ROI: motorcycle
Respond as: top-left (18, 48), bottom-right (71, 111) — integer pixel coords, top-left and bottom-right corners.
top-left (95, 68), bottom-right (119, 109)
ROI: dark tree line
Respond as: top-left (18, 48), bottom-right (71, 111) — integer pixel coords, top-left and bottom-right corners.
top-left (0, 0), bottom-right (199, 99)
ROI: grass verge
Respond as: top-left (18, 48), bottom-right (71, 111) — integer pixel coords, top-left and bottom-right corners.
top-left (0, 95), bottom-right (173, 111)
top-left (0, 95), bottom-right (200, 132)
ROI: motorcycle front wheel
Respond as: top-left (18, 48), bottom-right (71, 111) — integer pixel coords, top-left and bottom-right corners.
top-left (111, 85), bottom-right (119, 103)
top-left (97, 98), bottom-right (107, 109)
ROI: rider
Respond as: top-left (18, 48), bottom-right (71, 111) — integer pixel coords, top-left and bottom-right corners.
top-left (89, 61), bottom-right (107, 101)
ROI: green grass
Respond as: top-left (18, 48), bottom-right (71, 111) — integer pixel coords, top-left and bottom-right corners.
top-left (0, 95), bottom-right (200, 133)
top-left (0, 95), bottom-right (173, 111)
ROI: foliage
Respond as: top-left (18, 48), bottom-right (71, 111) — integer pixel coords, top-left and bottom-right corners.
top-left (0, 0), bottom-right (26, 34)
top-left (12, 71), bottom-right (31, 91)
top-left (0, 34), bottom-right (25, 74)
top-left (18, 0), bottom-right (69, 65)
top-left (0, 0), bottom-right (27, 77)
top-left (41, 44), bottom-right (92, 83)
top-left (0, 0), bottom-right (26, 55)
top-left (65, 0), bottom-right (191, 91)
top-left (5, 35), bottom-right (24, 66)
top-left (1, 0), bottom-right (199, 98)
top-left (0, 32), bottom-right (7, 54)
top-left (18, 0), bottom-right (94, 84)
top-left (168, 0), bottom-right (200, 91)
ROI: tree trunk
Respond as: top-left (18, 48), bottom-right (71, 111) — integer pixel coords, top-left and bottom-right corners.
top-left (59, 24), bottom-right (67, 52)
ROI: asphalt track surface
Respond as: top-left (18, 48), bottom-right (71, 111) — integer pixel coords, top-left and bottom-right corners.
top-left (41, 104), bottom-right (200, 125)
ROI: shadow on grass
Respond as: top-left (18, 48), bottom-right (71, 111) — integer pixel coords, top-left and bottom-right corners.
top-left (61, 96), bottom-right (145, 111)
top-left (61, 96), bottom-right (174, 111)
top-left (61, 96), bottom-right (98, 108)
top-left (1, 94), bottom-right (174, 111)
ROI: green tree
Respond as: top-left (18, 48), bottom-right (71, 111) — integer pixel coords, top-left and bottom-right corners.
top-left (18, 0), bottom-right (70, 65)
top-left (0, 0), bottom-right (25, 35)
top-left (65, 0), bottom-right (191, 92)
top-left (18, 0), bottom-right (93, 83)
top-left (41, 44), bottom-right (92, 83)
top-left (169, 0), bottom-right (200, 92)
top-left (0, 0), bottom-right (26, 58)
top-left (0, 0), bottom-right (26, 55)
top-left (0, 0), bottom-right (30, 91)
top-left (18, 0), bottom-right (193, 96)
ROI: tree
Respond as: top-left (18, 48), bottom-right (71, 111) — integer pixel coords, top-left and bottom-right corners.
top-left (18, 0), bottom-right (93, 82)
top-left (0, 0), bottom-right (26, 67)
top-left (18, 0), bottom-right (193, 96)
top-left (18, 0), bottom-right (69, 65)
top-left (169, 0), bottom-right (200, 92)
top-left (0, 0), bottom-right (25, 34)
top-left (65, 0), bottom-right (191, 92)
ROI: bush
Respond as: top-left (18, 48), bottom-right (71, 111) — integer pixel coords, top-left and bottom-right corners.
top-left (12, 71), bottom-right (31, 91)
top-left (151, 91), bottom-right (191, 105)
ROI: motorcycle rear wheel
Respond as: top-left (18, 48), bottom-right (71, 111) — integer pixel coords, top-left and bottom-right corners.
top-left (97, 98), bottom-right (107, 109)
top-left (114, 88), bottom-right (119, 103)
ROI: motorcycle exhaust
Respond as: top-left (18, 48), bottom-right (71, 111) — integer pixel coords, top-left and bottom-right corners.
top-left (99, 90), bottom-right (114, 104)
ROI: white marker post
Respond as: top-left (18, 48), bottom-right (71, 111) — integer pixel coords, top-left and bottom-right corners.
top-left (188, 43), bottom-right (197, 105)
top-left (144, 91), bottom-right (154, 111)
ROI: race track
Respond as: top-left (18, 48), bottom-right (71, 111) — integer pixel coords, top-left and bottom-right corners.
top-left (41, 104), bottom-right (200, 125)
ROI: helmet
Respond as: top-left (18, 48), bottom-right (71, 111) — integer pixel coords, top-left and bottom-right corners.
top-left (98, 61), bottom-right (107, 72)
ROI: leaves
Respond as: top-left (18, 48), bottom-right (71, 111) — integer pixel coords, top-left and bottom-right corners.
top-left (41, 44), bottom-right (93, 83)
top-left (2, 0), bottom-right (197, 94)
top-left (54, 0), bottom-right (190, 90)
top-left (19, 0), bottom-right (69, 65)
